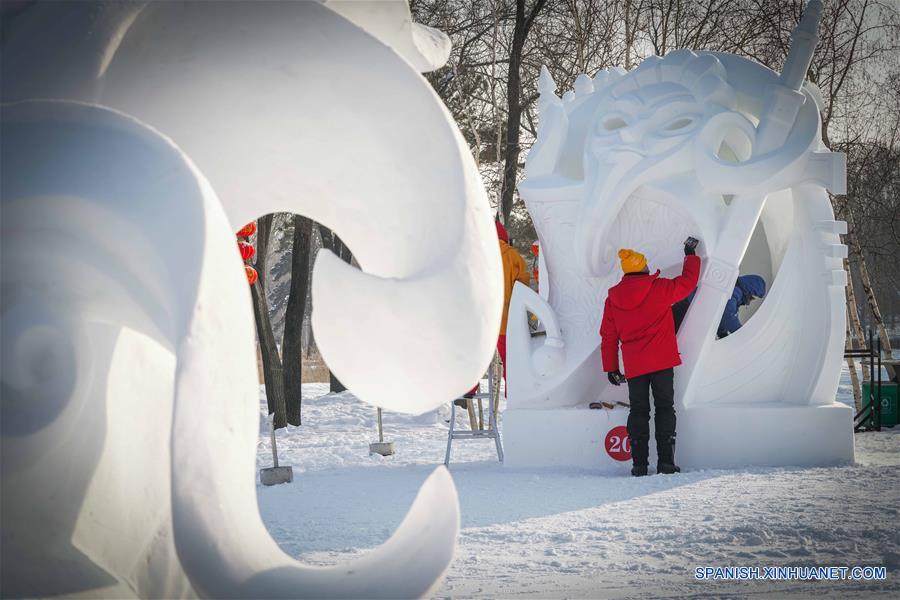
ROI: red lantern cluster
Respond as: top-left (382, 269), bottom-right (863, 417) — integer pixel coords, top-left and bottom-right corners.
top-left (237, 222), bottom-right (258, 286)
top-left (238, 240), bottom-right (256, 261)
top-left (237, 222), bottom-right (257, 238)
top-left (245, 265), bottom-right (258, 285)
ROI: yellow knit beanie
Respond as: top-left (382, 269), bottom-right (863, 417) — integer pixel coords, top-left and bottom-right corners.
top-left (618, 249), bottom-right (647, 274)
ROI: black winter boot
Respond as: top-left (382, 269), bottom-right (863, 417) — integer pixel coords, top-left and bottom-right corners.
top-left (629, 434), bottom-right (649, 477)
top-left (656, 433), bottom-right (680, 474)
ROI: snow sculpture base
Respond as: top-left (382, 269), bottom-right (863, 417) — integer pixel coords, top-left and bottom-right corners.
top-left (504, 402), bottom-right (853, 472)
top-left (504, 407), bottom-right (635, 473)
top-left (677, 402), bottom-right (854, 469)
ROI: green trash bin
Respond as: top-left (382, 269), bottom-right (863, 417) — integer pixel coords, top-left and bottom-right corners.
top-left (861, 382), bottom-right (898, 428)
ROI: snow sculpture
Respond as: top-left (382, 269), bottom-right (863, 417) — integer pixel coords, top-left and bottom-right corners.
top-left (1, 2), bottom-right (501, 597)
top-left (505, 0), bottom-right (853, 472)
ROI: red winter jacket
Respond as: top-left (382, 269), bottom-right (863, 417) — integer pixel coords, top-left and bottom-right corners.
top-left (600, 255), bottom-right (701, 379)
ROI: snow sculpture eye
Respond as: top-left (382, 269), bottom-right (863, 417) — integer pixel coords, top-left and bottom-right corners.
top-left (602, 117), bottom-right (627, 131)
top-left (662, 117), bottom-right (694, 132)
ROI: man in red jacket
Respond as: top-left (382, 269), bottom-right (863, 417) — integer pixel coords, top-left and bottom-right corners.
top-left (599, 237), bottom-right (701, 477)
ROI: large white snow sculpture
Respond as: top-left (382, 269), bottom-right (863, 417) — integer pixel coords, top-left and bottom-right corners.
top-left (1, 1), bottom-right (501, 598)
top-left (504, 0), bottom-right (853, 472)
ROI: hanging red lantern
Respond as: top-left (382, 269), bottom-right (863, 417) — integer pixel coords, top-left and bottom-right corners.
top-left (237, 222), bottom-right (257, 238)
top-left (531, 241), bottom-right (540, 256)
top-left (238, 240), bottom-right (256, 261)
top-left (245, 265), bottom-right (258, 285)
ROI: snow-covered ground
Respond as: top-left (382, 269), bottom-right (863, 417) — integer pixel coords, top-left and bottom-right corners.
top-left (257, 366), bottom-right (899, 598)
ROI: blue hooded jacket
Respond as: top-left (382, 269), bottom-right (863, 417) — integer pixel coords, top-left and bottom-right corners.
top-left (719, 275), bottom-right (766, 335)
top-left (685, 275), bottom-right (766, 336)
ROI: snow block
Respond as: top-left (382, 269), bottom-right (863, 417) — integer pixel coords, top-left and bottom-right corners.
top-left (260, 466), bottom-right (294, 486)
top-left (504, 407), bottom-right (652, 474)
top-left (677, 403), bottom-right (854, 469)
top-left (504, 402), bottom-right (854, 472)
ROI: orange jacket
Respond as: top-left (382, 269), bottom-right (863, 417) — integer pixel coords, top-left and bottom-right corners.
top-left (499, 239), bottom-right (530, 334)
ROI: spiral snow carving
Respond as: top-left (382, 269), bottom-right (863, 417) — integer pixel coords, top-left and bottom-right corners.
top-left (1, 1), bottom-right (502, 598)
top-left (505, 0), bottom-right (854, 471)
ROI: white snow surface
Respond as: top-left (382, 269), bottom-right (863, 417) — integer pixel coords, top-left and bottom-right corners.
top-left (258, 365), bottom-right (899, 598)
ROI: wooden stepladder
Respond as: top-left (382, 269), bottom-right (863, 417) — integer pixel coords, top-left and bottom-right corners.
top-left (444, 351), bottom-right (504, 466)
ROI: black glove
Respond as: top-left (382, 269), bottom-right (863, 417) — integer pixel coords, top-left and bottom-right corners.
top-left (607, 370), bottom-right (626, 386)
top-left (684, 236), bottom-right (699, 256)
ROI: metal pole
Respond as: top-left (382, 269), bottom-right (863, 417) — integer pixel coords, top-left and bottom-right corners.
top-left (490, 353), bottom-right (503, 463)
top-left (477, 397), bottom-right (485, 431)
top-left (877, 337), bottom-right (883, 431)
top-left (270, 415), bottom-right (279, 468)
top-left (377, 407), bottom-right (384, 443)
top-left (870, 329), bottom-right (875, 429)
top-left (444, 402), bottom-right (456, 466)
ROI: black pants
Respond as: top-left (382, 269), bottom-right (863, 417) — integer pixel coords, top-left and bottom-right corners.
top-left (626, 368), bottom-right (676, 466)
top-left (672, 298), bottom-right (690, 333)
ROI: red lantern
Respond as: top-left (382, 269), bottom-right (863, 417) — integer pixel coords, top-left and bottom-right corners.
top-left (238, 240), bottom-right (256, 261)
top-left (245, 265), bottom-right (258, 285)
top-left (237, 222), bottom-right (257, 238)
top-left (531, 241), bottom-right (540, 256)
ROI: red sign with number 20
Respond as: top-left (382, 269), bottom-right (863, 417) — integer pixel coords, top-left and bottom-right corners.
top-left (605, 426), bottom-right (631, 461)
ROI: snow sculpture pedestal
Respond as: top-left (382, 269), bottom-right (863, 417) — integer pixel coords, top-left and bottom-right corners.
top-left (504, 0), bottom-right (854, 473)
top-left (504, 404), bottom-right (853, 471)
top-left (504, 408), bottom-right (635, 473)
top-left (677, 404), bottom-right (853, 470)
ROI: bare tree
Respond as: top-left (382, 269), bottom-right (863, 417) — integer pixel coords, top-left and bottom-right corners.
top-left (282, 214), bottom-right (314, 425)
top-left (414, 0), bottom-right (899, 336)
top-left (499, 0), bottom-right (549, 224)
top-left (252, 214), bottom-right (287, 428)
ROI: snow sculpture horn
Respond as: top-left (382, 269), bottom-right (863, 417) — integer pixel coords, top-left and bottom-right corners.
top-left (505, 0), bottom-right (852, 471)
top-left (2, 1), bottom-right (500, 597)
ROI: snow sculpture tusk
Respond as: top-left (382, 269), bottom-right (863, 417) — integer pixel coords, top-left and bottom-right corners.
top-left (506, 283), bottom-right (566, 382)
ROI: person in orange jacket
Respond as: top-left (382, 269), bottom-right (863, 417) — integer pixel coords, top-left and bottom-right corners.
top-left (463, 219), bottom-right (530, 399)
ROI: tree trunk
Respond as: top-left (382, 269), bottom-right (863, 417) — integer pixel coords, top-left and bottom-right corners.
top-left (847, 212), bottom-right (896, 381)
top-left (282, 214), bottom-right (314, 426)
top-left (855, 251), bottom-right (896, 381)
top-left (251, 212), bottom-right (287, 430)
top-left (845, 304), bottom-right (862, 412)
top-left (499, 0), bottom-right (548, 224)
top-left (251, 282), bottom-right (285, 427)
top-left (624, 0), bottom-right (634, 71)
top-left (316, 224), bottom-right (353, 393)
top-left (843, 257), bottom-right (863, 410)
top-left (845, 259), bottom-right (869, 383)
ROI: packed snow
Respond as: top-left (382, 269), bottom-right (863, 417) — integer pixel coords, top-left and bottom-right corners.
top-left (257, 364), bottom-right (899, 598)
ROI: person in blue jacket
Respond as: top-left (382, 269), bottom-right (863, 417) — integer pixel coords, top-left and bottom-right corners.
top-left (672, 275), bottom-right (766, 338)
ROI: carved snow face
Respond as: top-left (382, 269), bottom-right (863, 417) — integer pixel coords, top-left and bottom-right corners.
top-left (573, 53), bottom-right (739, 276)
top-left (592, 85), bottom-right (703, 159)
